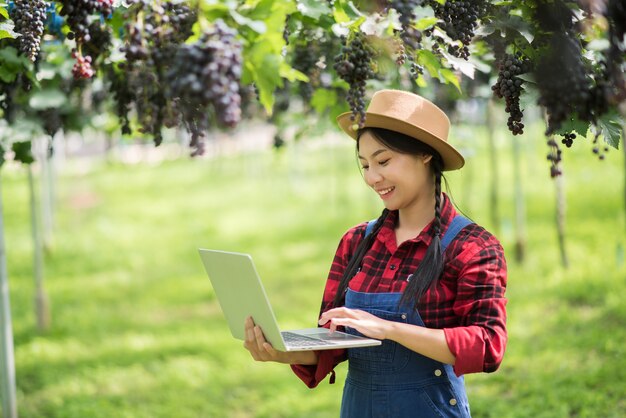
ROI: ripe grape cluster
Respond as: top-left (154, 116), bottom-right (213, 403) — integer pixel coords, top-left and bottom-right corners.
top-left (59, 0), bottom-right (114, 78)
top-left (167, 19), bottom-right (243, 156)
top-left (546, 138), bottom-right (563, 178)
top-left (333, 33), bottom-right (376, 129)
top-left (491, 53), bottom-right (532, 135)
top-left (388, 0), bottom-right (425, 79)
top-left (561, 132), bottom-right (576, 148)
top-left (10, 0), bottom-right (48, 61)
top-left (428, 0), bottom-right (488, 59)
top-left (115, 0), bottom-right (198, 146)
top-left (59, 0), bottom-right (113, 43)
top-left (535, 33), bottom-right (592, 135)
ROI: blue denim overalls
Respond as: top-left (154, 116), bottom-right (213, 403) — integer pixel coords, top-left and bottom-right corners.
top-left (340, 215), bottom-right (472, 418)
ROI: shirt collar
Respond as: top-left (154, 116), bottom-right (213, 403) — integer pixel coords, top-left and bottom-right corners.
top-left (376, 193), bottom-right (458, 249)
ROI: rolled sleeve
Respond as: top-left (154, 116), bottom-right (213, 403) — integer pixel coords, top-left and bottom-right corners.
top-left (444, 242), bottom-right (508, 375)
top-left (290, 349), bottom-right (346, 388)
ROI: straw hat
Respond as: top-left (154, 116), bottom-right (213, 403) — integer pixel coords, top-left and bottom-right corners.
top-left (336, 89), bottom-right (465, 171)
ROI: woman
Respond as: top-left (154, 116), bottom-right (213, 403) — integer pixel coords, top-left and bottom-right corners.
top-left (244, 89), bottom-right (507, 417)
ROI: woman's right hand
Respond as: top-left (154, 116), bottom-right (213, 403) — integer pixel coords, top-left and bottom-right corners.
top-left (243, 316), bottom-right (318, 365)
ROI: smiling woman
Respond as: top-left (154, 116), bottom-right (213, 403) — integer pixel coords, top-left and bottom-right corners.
top-left (243, 89), bottom-right (508, 418)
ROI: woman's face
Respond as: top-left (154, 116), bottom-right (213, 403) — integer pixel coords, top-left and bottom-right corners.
top-left (358, 131), bottom-right (434, 212)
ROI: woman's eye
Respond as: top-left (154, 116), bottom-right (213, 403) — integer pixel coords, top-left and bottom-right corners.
top-left (379, 159), bottom-right (390, 166)
top-left (361, 165), bottom-right (369, 171)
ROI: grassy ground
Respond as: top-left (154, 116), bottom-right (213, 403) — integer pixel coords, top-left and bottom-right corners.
top-left (2, 121), bottom-right (625, 417)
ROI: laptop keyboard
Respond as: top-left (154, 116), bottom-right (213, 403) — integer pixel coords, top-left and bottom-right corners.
top-left (282, 332), bottom-right (331, 347)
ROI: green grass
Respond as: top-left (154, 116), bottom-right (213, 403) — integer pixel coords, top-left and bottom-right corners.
top-left (2, 121), bottom-right (626, 417)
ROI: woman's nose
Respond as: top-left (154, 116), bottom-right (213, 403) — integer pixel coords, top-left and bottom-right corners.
top-left (364, 167), bottom-right (383, 186)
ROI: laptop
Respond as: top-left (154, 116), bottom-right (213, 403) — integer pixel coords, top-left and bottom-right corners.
top-left (198, 249), bottom-right (381, 351)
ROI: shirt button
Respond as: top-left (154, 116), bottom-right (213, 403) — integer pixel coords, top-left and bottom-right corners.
top-left (390, 265), bottom-right (396, 270)
top-left (401, 314), bottom-right (407, 320)
top-left (434, 369), bottom-right (442, 377)
top-left (449, 398), bottom-right (457, 406)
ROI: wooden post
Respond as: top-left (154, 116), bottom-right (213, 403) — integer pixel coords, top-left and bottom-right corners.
top-left (487, 99), bottom-right (501, 236)
top-left (0, 174), bottom-right (18, 418)
top-left (512, 135), bottom-right (526, 263)
top-left (28, 165), bottom-right (50, 331)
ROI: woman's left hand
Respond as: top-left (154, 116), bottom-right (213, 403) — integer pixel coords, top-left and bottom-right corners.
top-left (318, 307), bottom-right (392, 340)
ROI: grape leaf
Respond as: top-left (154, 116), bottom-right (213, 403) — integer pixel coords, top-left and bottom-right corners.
top-left (311, 88), bottom-right (337, 114)
top-left (438, 68), bottom-right (461, 93)
top-left (296, 0), bottom-right (331, 21)
top-left (597, 114), bottom-right (623, 149)
top-left (0, 7), bottom-right (8, 20)
top-left (11, 141), bottom-right (34, 165)
top-left (0, 21), bottom-right (17, 39)
top-left (555, 116), bottom-right (590, 138)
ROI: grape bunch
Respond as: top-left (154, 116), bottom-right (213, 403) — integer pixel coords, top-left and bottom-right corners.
top-left (389, 0), bottom-right (423, 51)
top-left (59, 0), bottom-right (113, 43)
top-left (428, 0), bottom-right (489, 59)
top-left (333, 33), bottom-right (377, 129)
top-left (535, 33), bottom-right (592, 135)
top-left (561, 132), bottom-right (576, 148)
top-left (10, 0), bottom-right (48, 61)
top-left (59, 0), bottom-right (114, 78)
top-left (388, 0), bottom-right (425, 79)
top-left (71, 49), bottom-right (95, 78)
top-left (167, 19), bottom-right (243, 156)
top-left (546, 138), bottom-right (563, 178)
top-left (491, 53), bottom-right (532, 135)
top-left (116, 0), bottom-right (198, 145)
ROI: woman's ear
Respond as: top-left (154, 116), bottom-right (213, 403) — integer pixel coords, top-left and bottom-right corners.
top-left (421, 154), bottom-right (433, 165)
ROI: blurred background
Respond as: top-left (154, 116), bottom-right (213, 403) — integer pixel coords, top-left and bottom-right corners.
top-left (2, 1), bottom-right (626, 417)
top-left (3, 103), bottom-right (625, 417)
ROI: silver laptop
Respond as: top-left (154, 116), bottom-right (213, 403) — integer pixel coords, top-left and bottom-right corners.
top-left (198, 249), bottom-right (381, 351)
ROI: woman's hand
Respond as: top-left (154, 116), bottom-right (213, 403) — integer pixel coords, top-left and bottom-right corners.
top-left (243, 316), bottom-right (317, 365)
top-left (318, 307), bottom-right (392, 340)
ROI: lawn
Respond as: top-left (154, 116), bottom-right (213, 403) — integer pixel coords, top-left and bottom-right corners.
top-left (2, 120), bottom-right (625, 417)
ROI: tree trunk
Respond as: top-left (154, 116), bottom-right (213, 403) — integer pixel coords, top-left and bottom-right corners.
top-left (512, 134), bottom-right (526, 263)
top-left (28, 165), bottom-right (50, 331)
top-left (0, 174), bottom-right (18, 418)
top-left (40, 137), bottom-right (55, 253)
top-left (487, 99), bottom-right (500, 235)
top-left (555, 169), bottom-right (569, 268)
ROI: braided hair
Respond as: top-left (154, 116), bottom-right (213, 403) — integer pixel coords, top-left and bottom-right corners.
top-left (332, 127), bottom-right (445, 311)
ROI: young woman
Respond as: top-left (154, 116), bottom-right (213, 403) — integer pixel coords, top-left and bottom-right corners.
top-left (243, 89), bottom-right (507, 418)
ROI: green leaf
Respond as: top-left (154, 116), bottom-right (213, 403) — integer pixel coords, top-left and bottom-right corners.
top-left (333, 0), bottom-right (362, 24)
top-left (11, 141), bottom-right (34, 165)
top-left (28, 89), bottom-right (68, 110)
top-left (279, 62), bottom-right (308, 82)
top-left (597, 114), bottom-right (623, 149)
top-left (310, 89), bottom-right (338, 114)
top-left (502, 15), bottom-right (534, 44)
top-left (0, 21), bottom-right (19, 39)
top-left (0, 65), bottom-right (15, 83)
top-left (296, 0), bottom-right (331, 21)
top-left (415, 17), bottom-right (438, 31)
top-left (556, 117), bottom-right (590, 138)
top-left (438, 68), bottom-right (461, 92)
top-left (416, 50), bottom-right (442, 78)
top-left (230, 10), bottom-right (266, 33)
top-left (0, 7), bottom-right (9, 20)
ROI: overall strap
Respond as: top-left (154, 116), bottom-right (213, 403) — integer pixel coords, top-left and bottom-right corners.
top-left (365, 218), bottom-right (378, 237)
top-left (440, 215), bottom-right (473, 252)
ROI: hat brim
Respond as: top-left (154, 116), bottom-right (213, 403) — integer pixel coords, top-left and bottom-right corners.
top-left (337, 111), bottom-right (465, 171)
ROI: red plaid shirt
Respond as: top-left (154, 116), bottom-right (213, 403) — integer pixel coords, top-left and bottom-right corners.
top-left (292, 194), bottom-right (508, 388)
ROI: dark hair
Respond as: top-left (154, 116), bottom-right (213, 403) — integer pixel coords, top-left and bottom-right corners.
top-left (332, 127), bottom-right (445, 311)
